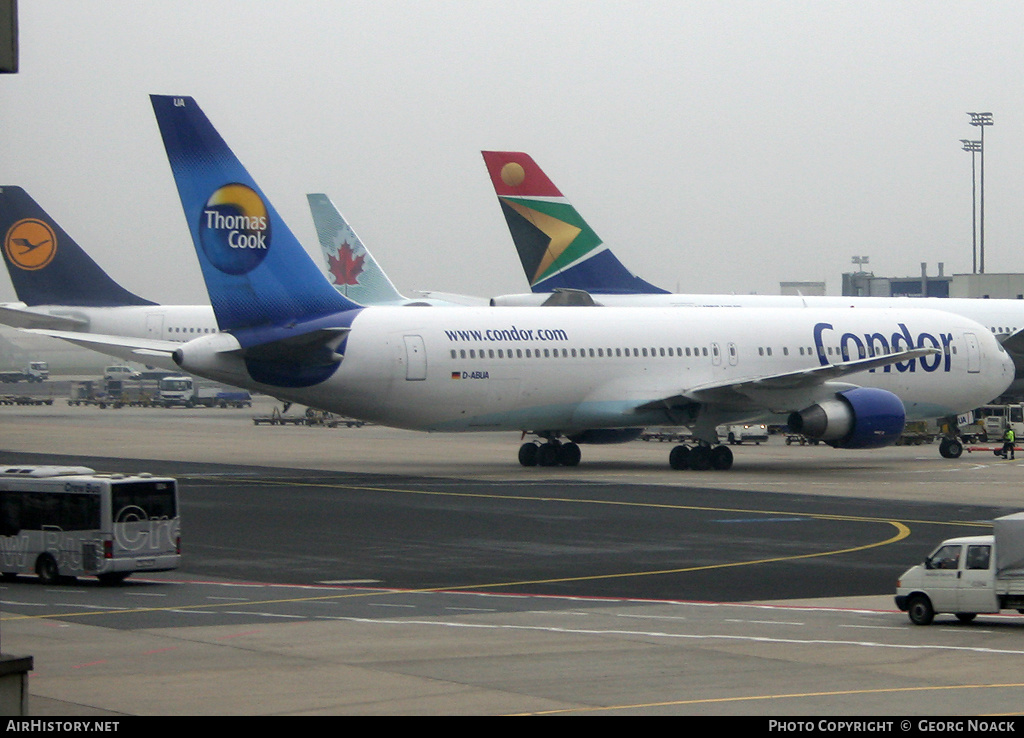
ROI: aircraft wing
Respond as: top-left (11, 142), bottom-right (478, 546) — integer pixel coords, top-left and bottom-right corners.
top-left (637, 346), bottom-right (941, 412)
top-left (0, 304), bottom-right (86, 330)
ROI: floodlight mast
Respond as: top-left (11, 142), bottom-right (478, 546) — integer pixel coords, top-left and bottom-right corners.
top-left (967, 112), bottom-right (993, 273)
top-left (961, 139), bottom-right (981, 274)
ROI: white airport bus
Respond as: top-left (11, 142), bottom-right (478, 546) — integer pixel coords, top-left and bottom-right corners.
top-left (0, 466), bottom-right (180, 584)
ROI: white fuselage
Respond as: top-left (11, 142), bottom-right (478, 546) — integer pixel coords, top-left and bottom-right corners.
top-left (177, 305), bottom-right (1014, 435)
top-left (5, 303), bottom-right (218, 370)
top-left (493, 293), bottom-right (1024, 337)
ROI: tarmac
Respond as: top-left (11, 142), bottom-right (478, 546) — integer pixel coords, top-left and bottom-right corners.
top-left (3, 396), bottom-right (1024, 716)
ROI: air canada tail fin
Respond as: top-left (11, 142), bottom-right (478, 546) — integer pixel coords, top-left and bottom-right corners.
top-left (0, 186), bottom-right (155, 307)
top-left (307, 193), bottom-right (406, 305)
top-left (150, 95), bottom-right (359, 337)
top-left (480, 151), bottom-right (667, 295)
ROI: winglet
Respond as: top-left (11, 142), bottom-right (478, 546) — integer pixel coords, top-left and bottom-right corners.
top-left (481, 151), bottom-right (667, 295)
top-left (150, 95), bottom-right (360, 337)
top-left (0, 186), bottom-right (156, 307)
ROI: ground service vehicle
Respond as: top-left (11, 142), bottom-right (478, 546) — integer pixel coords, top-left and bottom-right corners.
top-left (158, 375), bottom-right (251, 408)
top-left (721, 423), bottom-right (769, 445)
top-left (0, 466), bottom-right (180, 584)
top-left (103, 365), bottom-right (136, 380)
top-left (0, 361), bottom-right (48, 383)
top-left (895, 513), bottom-right (1024, 624)
top-left (978, 404), bottom-right (1024, 444)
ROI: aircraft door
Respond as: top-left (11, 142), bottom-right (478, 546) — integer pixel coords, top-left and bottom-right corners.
top-left (146, 313), bottom-right (165, 340)
top-left (964, 332), bottom-right (981, 374)
top-left (403, 335), bottom-right (427, 381)
top-left (727, 342), bottom-right (738, 367)
top-left (711, 343), bottom-right (722, 367)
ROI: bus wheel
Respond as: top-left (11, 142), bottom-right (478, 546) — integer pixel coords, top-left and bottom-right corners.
top-left (35, 554), bottom-right (59, 585)
top-left (97, 572), bottom-right (130, 586)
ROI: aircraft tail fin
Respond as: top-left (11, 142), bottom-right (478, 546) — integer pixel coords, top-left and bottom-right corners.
top-left (480, 151), bottom-right (667, 295)
top-left (150, 95), bottom-right (360, 337)
top-left (0, 186), bottom-right (156, 307)
top-left (307, 193), bottom-right (406, 305)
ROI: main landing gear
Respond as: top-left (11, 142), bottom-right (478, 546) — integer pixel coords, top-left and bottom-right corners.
top-left (518, 438), bottom-right (581, 467)
top-left (669, 442), bottom-right (733, 471)
top-left (517, 437), bottom-right (734, 470)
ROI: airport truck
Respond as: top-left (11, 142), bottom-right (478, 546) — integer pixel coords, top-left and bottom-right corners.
top-left (895, 512), bottom-right (1024, 625)
top-left (157, 375), bottom-right (252, 408)
top-left (0, 361), bottom-right (49, 383)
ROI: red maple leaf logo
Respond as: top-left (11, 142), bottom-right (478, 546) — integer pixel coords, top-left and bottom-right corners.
top-left (328, 241), bottom-right (365, 286)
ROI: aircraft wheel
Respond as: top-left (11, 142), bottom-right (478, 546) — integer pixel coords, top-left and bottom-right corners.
top-left (669, 445), bottom-right (690, 470)
top-left (537, 443), bottom-right (561, 467)
top-left (518, 443), bottom-right (539, 467)
top-left (939, 438), bottom-right (963, 459)
top-left (710, 445), bottom-right (733, 470)
top-left (558, 442), bottom-right (581, 467)
top-left (690, 446), bottom-right (712, 471)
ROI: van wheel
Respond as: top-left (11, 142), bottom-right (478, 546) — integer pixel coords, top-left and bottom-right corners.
top-left (35, 554), bottom-right (59, 585)
top-left (955, 612), bottom-right (977, 623)
top-left (907, 594), bottom-right (934, 625)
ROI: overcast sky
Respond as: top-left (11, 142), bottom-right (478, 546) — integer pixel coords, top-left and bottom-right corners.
top-left (1, 1), bottom-right (1022, 305)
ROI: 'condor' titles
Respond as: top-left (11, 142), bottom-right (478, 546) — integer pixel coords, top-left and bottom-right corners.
top-left (814, 322), bottom-right (954, 372)
top-left (198, 183), bottom-right (271, 275)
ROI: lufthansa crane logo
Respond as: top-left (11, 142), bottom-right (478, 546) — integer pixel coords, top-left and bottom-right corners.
top-left (4, 218), bottom-right (57, 271)
top-left (198, 183), bottom-right (272, 275)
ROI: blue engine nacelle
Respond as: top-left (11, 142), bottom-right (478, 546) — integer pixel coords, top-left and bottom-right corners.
top-left (787, 387), bottom-right (905, 449)
top-left (568, 428), bottom-right (645, 444)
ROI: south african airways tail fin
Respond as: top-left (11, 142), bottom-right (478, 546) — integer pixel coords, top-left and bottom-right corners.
top-left (0, 186), bottom-right (156, 308)
top-left (481, 151), bottom-right (667, 295)
top-left (307, 193), bottom-right (405, 304)
top-left (150, 95), bottom-right (360, 338)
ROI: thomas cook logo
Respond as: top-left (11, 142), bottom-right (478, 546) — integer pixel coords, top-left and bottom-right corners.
top-left (198, 183), bottom-right (271, 275)
top-left (4, 219), bottom-right (57, 271)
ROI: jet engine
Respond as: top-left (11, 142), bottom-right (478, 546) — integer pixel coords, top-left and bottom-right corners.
top-left (787, 387), bottom-right (905, 449)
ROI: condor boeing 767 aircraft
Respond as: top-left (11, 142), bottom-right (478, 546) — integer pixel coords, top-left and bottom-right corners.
top-left (30, 96), bottom-right (1012, 470)
top-left (83, 95), bottom-right (1001, 470)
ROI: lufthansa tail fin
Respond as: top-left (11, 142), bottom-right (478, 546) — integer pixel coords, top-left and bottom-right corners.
top-left (307, 193), bottom-right (406, 305)
top-left (480, 151), bottom-right (667, 295)
top-left (150, 95), bottom-right (359, 338)
top-left (0, 186), bottom-right (155, 307)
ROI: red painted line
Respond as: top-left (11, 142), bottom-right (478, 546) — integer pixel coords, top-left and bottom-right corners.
top-left (217, 630), bottom-right (261, 639)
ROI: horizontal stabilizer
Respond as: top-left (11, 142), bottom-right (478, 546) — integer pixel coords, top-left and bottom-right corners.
top-left (0, 304), bottom-right (87, 330)
top-left (25, 329), bottom-right (178, 358)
